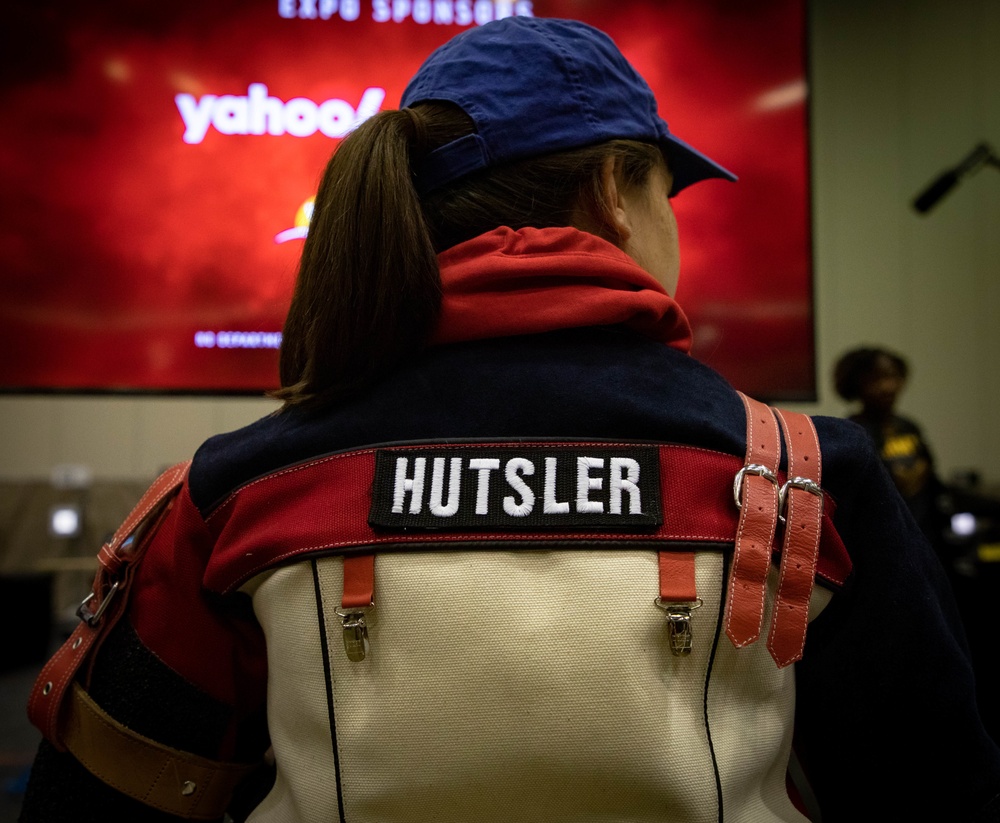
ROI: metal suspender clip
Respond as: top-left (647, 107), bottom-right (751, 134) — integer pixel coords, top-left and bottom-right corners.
top-left (336, 608), bottom-right (371, 662)
top-left (654, 598), bottom-right (703, 656)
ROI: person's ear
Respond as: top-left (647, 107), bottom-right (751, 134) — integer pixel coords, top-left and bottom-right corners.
top-left (596, 155), bottom-right (633, 244)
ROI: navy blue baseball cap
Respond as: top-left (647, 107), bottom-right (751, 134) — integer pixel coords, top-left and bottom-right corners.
top-left (401, 16), bottom-right (736, 196)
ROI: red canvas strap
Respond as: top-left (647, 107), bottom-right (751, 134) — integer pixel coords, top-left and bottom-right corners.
top-left (768, 409), bottom-right (823, 667)
top-left (725, 394), bottom-right (782, 648)
top-left (28, 461), bottom-right (191, 748)
top-left (201, 441), bottom-right (850, 595)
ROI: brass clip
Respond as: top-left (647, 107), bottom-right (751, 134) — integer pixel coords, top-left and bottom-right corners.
top-left (336, 609), bottom-right (370, 662)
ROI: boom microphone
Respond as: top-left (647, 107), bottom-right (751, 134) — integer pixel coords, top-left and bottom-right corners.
top-left (913, 142), bottom-right (999, 214)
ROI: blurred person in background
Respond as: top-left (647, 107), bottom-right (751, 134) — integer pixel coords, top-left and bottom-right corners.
top-left (833, 345), bottom-right (945, 541)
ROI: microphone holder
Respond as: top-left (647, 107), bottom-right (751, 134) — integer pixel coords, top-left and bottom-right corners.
top-left (912, 142), bottom-right (1000, 214)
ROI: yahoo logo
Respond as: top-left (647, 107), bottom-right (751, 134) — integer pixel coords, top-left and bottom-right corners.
top-left (175, 83), bottom-right (386, 144)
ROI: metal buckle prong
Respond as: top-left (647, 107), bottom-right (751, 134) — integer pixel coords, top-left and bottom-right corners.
top-left (76, 581), bottom-right (120, 627)
top-left (733, 464), bottom-right (779, 510)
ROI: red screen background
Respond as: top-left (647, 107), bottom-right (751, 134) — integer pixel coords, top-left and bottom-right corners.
top-left (0, 0), bottom-right (812, 398)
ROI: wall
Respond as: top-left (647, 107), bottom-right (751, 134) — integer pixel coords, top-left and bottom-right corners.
top-left (0, 395), bottom-right (277, 480)
top-left (1, 0), bottom-right (998, 490)
top-left (795, 0), bottom-right (1000, 485)
top-left (0, 396), bottom-right (277, 586)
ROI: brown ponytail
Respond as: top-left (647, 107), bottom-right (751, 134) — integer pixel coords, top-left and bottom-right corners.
top-left (274, 102), bottom-right (664, 410)
top-left (273, 108), bottom-right (442, 408)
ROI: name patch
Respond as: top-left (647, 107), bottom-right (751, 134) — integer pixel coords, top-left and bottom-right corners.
top-left (369, 446), bottom-right (662, 531)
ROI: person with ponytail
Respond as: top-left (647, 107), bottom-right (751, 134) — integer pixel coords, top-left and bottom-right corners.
top-left (21, 16), bottom-right (1000, 823)
top-left (275, 107), bottom-right (690, 409)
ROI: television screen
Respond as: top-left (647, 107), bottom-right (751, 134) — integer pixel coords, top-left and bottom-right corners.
top-left (0, 0), bottom-right (812, 398)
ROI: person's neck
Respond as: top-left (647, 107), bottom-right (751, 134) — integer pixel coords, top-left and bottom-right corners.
top-left (859, 407), bottom-right (894, 426)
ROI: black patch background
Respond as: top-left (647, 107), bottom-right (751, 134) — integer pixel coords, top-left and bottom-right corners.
top-left (369, 446), bottom-right (662, 531)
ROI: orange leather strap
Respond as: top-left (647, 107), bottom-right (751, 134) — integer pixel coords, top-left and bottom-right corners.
top-left (658, 551), bottom-right (697, 601)
top-left (342, 554), bottom-right (375, 609)
top-left (725, 393), bottom-right (781, 648)
top-left (28, 461), bottom-right (191, 749)
top-left (768, 409), bottom-right (823, 667)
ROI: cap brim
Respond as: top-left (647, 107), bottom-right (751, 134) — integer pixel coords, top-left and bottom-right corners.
top-left (665, 134), bottom-right (737, 196)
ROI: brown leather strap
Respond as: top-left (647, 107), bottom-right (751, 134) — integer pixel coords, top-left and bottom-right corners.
top-left (768, 409), bottom-right (823, 667)
top-left (725, 393), bottom-right (782, 647)
top-left (28, 461), bottom-right (191, 748)
top-left (63, 682), bottom-right (259, 820)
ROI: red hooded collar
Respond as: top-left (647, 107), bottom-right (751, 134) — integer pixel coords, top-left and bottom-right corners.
top-left (431, 226), bottom-right (693, 352)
